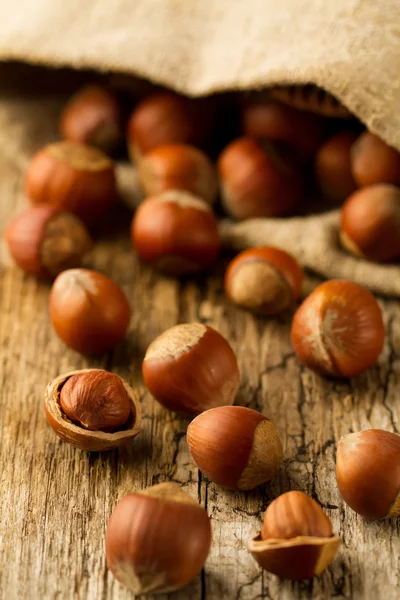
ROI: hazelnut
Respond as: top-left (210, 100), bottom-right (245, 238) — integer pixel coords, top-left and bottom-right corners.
top-left (25, 141), bottom-right (117, 227)
top-left (218, 138), bottom-right (303, 220)
top-left (60, 85), bottom-right (123, 154)
top-left (5, 205), bottom-right (92, 278)
top-left (291, 280), bottom-right (385, 378)
top-left (186, 406), bottom-right (282, 490)
top-left (340, 184), bottom-right (400, 262)
top-left (49, 268), bottom-right (131, 354)
top-left (351, 132), bottom-right (400, 187)
top-left (138, 143), bottom-right (218, 205)
top-left (44, 369), bottom-right (142, 451)
top-left (336, 429), bottom-right (400, 519)
top-left (127, 92), bottom-right (210, 162)
top-left (314, 131), bottom-right (358, 201)
top-left (242, 99), bottom-right (324, 160)
top-left (142, 323), bottom-right (240, 415)
top-left (224, 246), bottom-right (303, 315)
top-left (106, 482), bottom-right (211, 594)
top-left (249, 491), bottom-right (340, 580)
top-left (131, 191), bottom-right (220, 275)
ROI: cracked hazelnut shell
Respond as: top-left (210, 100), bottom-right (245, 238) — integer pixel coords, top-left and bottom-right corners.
top-left (249, 491), bottom-right (340, 580)
top-left (106, 482), bottom-right (211, 595)
top-left (340, 184), bottom-right (400, 262)
top-left (49, 268), bottom-right (131, 354)
top-left (336, 429), bottom-right (400, 519)
top-left (131, 191), bottom-right (220, 275)
top-left (138, 143), bottom-right (218, 205)
top-left (5, 205), bottom-right (92, 278)
top-left (142, 323), bottom-right (240, 415)
top-left (44, 369), bottom-right (142, 451)
top-left (60, 85), bottom-right (123, 154)
top-left (224, 246), bottom-right (303, 315)
top-left (187, 406), bottom-right (283, 490)
top-left (218, 137), bottom-right (303, 220)
top-left (291, 280), bottom-right (385, 378)
top-left (26, 141), bottom-right (117, 227)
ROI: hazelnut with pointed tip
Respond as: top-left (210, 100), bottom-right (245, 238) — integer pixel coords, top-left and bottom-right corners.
top-left (26, 141), bottom-right (117, 227)
top-left (315, 131), bottom-right (358, 201)
top-left (60, 85), bottom-right (123, 154)
top-left (138, 143), bottom-right (218, 205)
top-left (224, 246), bottom-right (303, 315)
top-left (106, 482), bottom-right (212, 595)
top-left (187, 406), bottom-right (282, 490)
top-left (49, 268), bottom-right (131, 354)
top-left (142, 323), bottom-right (240, 415)
top-left (336, 429), bottom-right (400, 519)
top-left (291, 280), bottom-right (385, 378)
top-left (5, 205), bottom-right (92, 278)
top-left (131, 191), bottom-right (220, 274)
top-left (44, 369), bottom-right (142, 451)
top-left (249, 491), bottom-right (340, 580)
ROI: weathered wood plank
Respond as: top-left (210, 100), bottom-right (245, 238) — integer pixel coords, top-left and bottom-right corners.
top-left (0, 72), bottom-right (399, 600)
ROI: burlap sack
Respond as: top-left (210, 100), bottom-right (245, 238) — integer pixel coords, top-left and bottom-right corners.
top-left (1, 0), bottom-right (400, 295)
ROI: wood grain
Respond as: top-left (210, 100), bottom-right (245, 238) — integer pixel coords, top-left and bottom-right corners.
top-left (0, 69), bottom-right (399, 600)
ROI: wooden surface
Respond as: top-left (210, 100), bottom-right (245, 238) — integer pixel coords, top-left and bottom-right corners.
top-left (0, 71), bottom-right (399, 600)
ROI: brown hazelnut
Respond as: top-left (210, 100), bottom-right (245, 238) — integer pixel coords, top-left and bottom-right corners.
top-left (25, 141), bottom-right (117, 227)
top-left (249, 491), bottom-right (340, 580)
top-left (314, 131), bottom-right (358, 201)
top-left (218, 138), bottom-right (303, 220)
top-left (186, 406), bottom-right (282, 490)
top-left (142, 323), bottom-right (240, 415)
top-left (60, 85), bottom-right (123, 154)
top-left (336, 429), bottom-right (400, 519)
top-left (351, 132), bottom-right (400, 187)
top-left (44, 369), bottom-right (142, 451)
top-left (106, 482), bottom-right (211, 594)
top-left (138, 143), bottom-right (218, 205)
top-left (340, 184), bottom-right (400, 262)
top-left (5, 205), bottom-right (92, 278)
top-left (224, 246), bottom-right (303, 315)
top-left (291, 280), bottom-right (385, 378)
top-left (131, 191), bottom-right (220, 275)
top-left (242, 99), bottom-right (324, 160)
top-left (127, 92), bottom-right (210, 162)
top-left (49, 268), bottom-right (131, 354)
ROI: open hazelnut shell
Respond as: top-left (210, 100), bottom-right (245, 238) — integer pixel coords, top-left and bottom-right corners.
top-left (44, 369), bottom-right (142, 451)
top-left (248, 534), bottom-right (340, 580)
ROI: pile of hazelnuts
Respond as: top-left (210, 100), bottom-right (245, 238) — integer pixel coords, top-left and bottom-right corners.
top-left (4, 84), bottom-right (400, 595)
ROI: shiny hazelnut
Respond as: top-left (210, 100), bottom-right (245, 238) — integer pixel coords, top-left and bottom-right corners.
top-left (44, 369), bottom-right (142, 451)
top-left (26, 141), bottom-right (117, 227)
top-left (49, 268), bottom-right (131, 354)
top-left (291, 280), bottom-right (385, 378)
top-left (314, 131), bottom-right (358, 201)
top-left (340, 184), bottom-right (400, 262)
top-left (242, 99), bottom-right (324, 160)
top-left (336, 429), bottom-right (400, 519)
top-left (249, 491), bottom-right (340, 580)
top-left (218, 138), bottom-right (303, 220)
top-left (351, 132), bottom-right (400, 187)
top-left (60, 85), bottom-right (123, 154)
top-left (5, 205), bottom-right (92, 278)
top-left (106, 482), bottom-right (211, 594)
top-left (142, 323), bottom-right (240, 415)
top-left (186, 406), bottom-right (282, 490)
top-left (224, 246), bottom-right (303, 315)
top-left (138, 143), bottom-right (218, 205)
top-left (131, 191), bottom-right (220, 274)
top-left (127, 92), bottom-right (210, 162)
